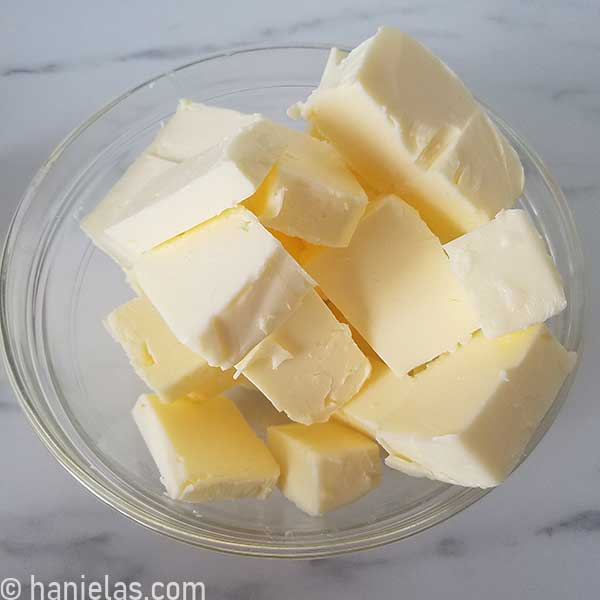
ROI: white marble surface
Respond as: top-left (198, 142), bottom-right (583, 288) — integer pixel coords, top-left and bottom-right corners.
top-left (1, 0), bottom-right (599, 596)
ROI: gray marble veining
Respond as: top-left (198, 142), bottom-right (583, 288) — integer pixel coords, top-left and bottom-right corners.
top-left (2, 45), bottom-right (218, 78)
top-left (537, 510), bottom-right (600, 537)
top-left (1, 1), bottom-right (600, 598)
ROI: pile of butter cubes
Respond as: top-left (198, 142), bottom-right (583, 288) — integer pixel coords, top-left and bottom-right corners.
top-left (82, 27), bottom-right (575, 517)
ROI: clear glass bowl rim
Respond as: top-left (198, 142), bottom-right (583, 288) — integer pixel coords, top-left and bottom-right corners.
top-left (0, 45), bottom-right (585, 559)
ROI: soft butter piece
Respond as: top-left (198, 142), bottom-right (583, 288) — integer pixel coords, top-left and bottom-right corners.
top-left (103, 116), bottom-right (287, 265)
top-left (133, 394), bottom-right (280, 501)
top-left (237, 290), bottom-right (371, 425)
top-left (81, 153), bottom-right (176, 266)
top-left (267, 422), bottom-right (381, 515)
top-left (247, 130), bottom-right (367, 247)
top-left (291, 27), bottom-right (523, 242)
top-left (132, 206), bottom-right (314, 369)
top-left (338, 325), bottom-right (574, 488)
top-left (444, 209), bottom-right (567, 338)
top-left (304, 195), bottom-right (479, 377)
top-left (105, 297), bottom-right (234, 403)
top-left (149, 99), bottom-right (256, 162)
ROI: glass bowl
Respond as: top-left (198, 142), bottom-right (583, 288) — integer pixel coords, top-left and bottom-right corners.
top-left (0, 46), bottom-right (585, 558)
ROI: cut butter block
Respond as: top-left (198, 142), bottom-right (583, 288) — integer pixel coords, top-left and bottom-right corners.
top-left (338, 325), bottom-right (575, 488)
top-left (237, 290), bottom-right (371, 425)
top-left (133, 394), bottom-right (280, 501)
top-left (81, 153), bottom-right (176, 266)
top-left (105, 297), bottom-right (234, 403)
top-left (290, 27), bottom-right (523, 242)
top-left (304, 195), bottom-right (479, 377)
top-left (267, 422), bottom-right (381, 515)
top-left (149, 99), bottom-right (256, 162)
top-left (246, 130), bottom-right (367, 247)
top-left (444, 209), bottom-right (567, 338)
top-left (103, 116), bottom-right (287, 264)
top-left (132, 206), bottom-right (314, 369)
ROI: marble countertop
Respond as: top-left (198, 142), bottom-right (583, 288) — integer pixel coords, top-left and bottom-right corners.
top-left (1, 1), bottom-right (599, 597)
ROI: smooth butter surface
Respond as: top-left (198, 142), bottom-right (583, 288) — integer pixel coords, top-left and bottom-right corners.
top-left (444, 209), bottom-right (567, 338)
top-left (292, 27), bottom-right (523, 242)
top-left (133, 394), bottom-right (279, 501)
top-left (339, 325), bottom-right (575, 488)
top-left (132, 206), bottom-right (314, 369)
top-left (267, 422), bottom-right (381, 515)
top-left (304, 195), bottom-right (479, 377)
top-left (237, 290), bottom-right (371, 424)
top-left (105, 297), bottom-right (234, 403)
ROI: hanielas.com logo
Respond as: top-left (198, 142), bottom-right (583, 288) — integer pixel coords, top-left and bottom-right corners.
top-left (0, 575), bottom-right (205, 600)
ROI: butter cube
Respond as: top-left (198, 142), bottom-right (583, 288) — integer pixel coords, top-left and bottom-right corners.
top-left (247, 130), bottom-right (367, 247)
top-left (291, 27), bottom-right (523, 242)
top-left (149, 99), bottom-right (256, 162)
top-left (132, 206), bottom-right (314, 369)
top-left (81, 153), bottom-right (176, 266)
top-left (267, 422), bottom-right (381, 515)
top-left (104, 116), bottom-right (287, 265)
top-left (237, 290), bottom-right (371, 424)
top-left (444, 209), bottom-right (567, 338)
top-left (105, 297), bottom-right (234, 402)
top-left (339, 325), bottom-right (574, 488)
top-left (305, 195), bottom-right (479, 376)
top-left (133, 394), bottom-right (280, 501)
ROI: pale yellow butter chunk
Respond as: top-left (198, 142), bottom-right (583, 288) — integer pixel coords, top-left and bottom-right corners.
top-left (103, 116), bottom-right (287, 264)
top-left (444, 209), bottom-right (567, 338)
top-left (291, 27), bottom-right (523, 242)
top-left (132, 206), bottom-right (314, 369)
top-left (105, 297), bottom-right (234, 403)
top-left (81, 153), bottom-right (176, 267)
top-left (149, 99), bottom-right (256, 162)
top-left (133, 394), bottom-right (280, 501)
top-left (372, 325), bottom-right (575, 488)
top-left (267, 422), bottom-right (381, 515)
top-left (237, 290), bottom-right (371, 425)
top-left (304, 195), bottom-right (479, 377)
top-left (247, 130), bottom-right (367, 247)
